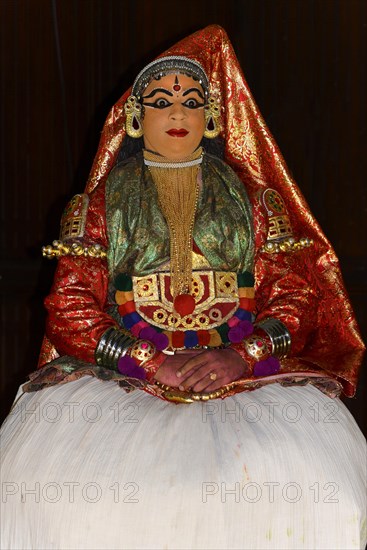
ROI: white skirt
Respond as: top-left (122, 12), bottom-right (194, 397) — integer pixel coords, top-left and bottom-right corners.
top-left (1, 377), bottom-right (366, 550)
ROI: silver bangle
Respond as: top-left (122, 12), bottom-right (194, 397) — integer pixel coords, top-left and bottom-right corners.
top-left (254, 318), bottom-right (291, 358)
top-left (95, 328), bottom-right (136, 368)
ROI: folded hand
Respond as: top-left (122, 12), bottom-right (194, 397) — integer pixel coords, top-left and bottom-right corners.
top-left (154, 349), bottom-right (248, 392)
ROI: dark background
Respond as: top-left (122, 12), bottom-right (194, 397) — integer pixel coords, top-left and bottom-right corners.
top-left (1, 0), bottom-right (366, 433)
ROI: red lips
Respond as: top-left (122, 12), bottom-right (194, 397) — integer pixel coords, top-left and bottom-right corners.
top-left (166, 128), bottom-right (189, 137)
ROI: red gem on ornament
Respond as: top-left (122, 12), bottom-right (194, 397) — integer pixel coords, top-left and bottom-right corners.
top-left (173, 293), bottom-right (195, 316)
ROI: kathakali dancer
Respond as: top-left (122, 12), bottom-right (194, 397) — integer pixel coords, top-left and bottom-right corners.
top-left (1, 25), bottom-right (366, 550)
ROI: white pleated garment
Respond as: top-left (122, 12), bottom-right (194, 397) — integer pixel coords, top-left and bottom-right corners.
top-left (1, 377), bottom-right (366, 550)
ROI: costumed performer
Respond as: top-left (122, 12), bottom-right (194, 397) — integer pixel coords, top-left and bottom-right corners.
top-left (1, 24), bottom-right (366, 550)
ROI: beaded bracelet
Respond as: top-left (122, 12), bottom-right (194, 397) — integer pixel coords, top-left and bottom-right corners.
top-left (255, 318), bottom-right (291, 359)
top-left (96, 326), bottom-right (167, 380)
top-left (95, 327), bottom-right (136, 369)
top-left (117, 339), bottom-right (158, 380)
top-left (230, 318), bottom-right (291, 377)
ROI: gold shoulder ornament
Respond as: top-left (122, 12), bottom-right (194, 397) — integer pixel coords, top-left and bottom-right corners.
top-left (42, 240), bottom-right (106, 260)
top-left (60, 194), bottom-right (89, 240)
top-left (42, 194), bottom-right (106, 260)
top-left (261, 188), bottom-right (313, 254)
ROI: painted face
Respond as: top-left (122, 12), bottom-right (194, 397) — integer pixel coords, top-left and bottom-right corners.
top-left (141, 74), bottom-right (206, 159)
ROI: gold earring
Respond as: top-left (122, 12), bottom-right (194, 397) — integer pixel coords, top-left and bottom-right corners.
top-left (124, 95), bottom-right (143, 138)
top-left (204, 96), bottom-right (221, 139)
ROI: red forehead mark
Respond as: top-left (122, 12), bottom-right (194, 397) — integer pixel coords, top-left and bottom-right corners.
top-left (173, 75), bottom-right (181, 92)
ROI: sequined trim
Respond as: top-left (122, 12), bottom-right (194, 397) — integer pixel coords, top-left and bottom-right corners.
top-left (132, 56), bottom-right (209, 99)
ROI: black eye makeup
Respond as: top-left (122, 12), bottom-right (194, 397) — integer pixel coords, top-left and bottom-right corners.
top-left (182, 88), bottom-right (205, 100)
top-left (142, 88), bottom-right (173, 99)
top-left (142, 86), bottom-right (205, 109)
top-left (182, 97), bottom-right (205, 109)
top-left (143, 97), bottom-right (173, 109)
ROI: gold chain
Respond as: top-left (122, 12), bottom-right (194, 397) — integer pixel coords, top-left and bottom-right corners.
top-left (144, 148), bottom-right (202, 299)
top-left (154, 379), bottom-right (237, 403)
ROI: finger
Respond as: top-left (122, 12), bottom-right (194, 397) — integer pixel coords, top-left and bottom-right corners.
top-left (178, 365), bottom-right (218, 391)
top-left (176, 367), bottom-right (196, 382)
top-left (176, 353), bottom-right (209, 379)
top-left (192, 373), bottom-right (224, 392)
